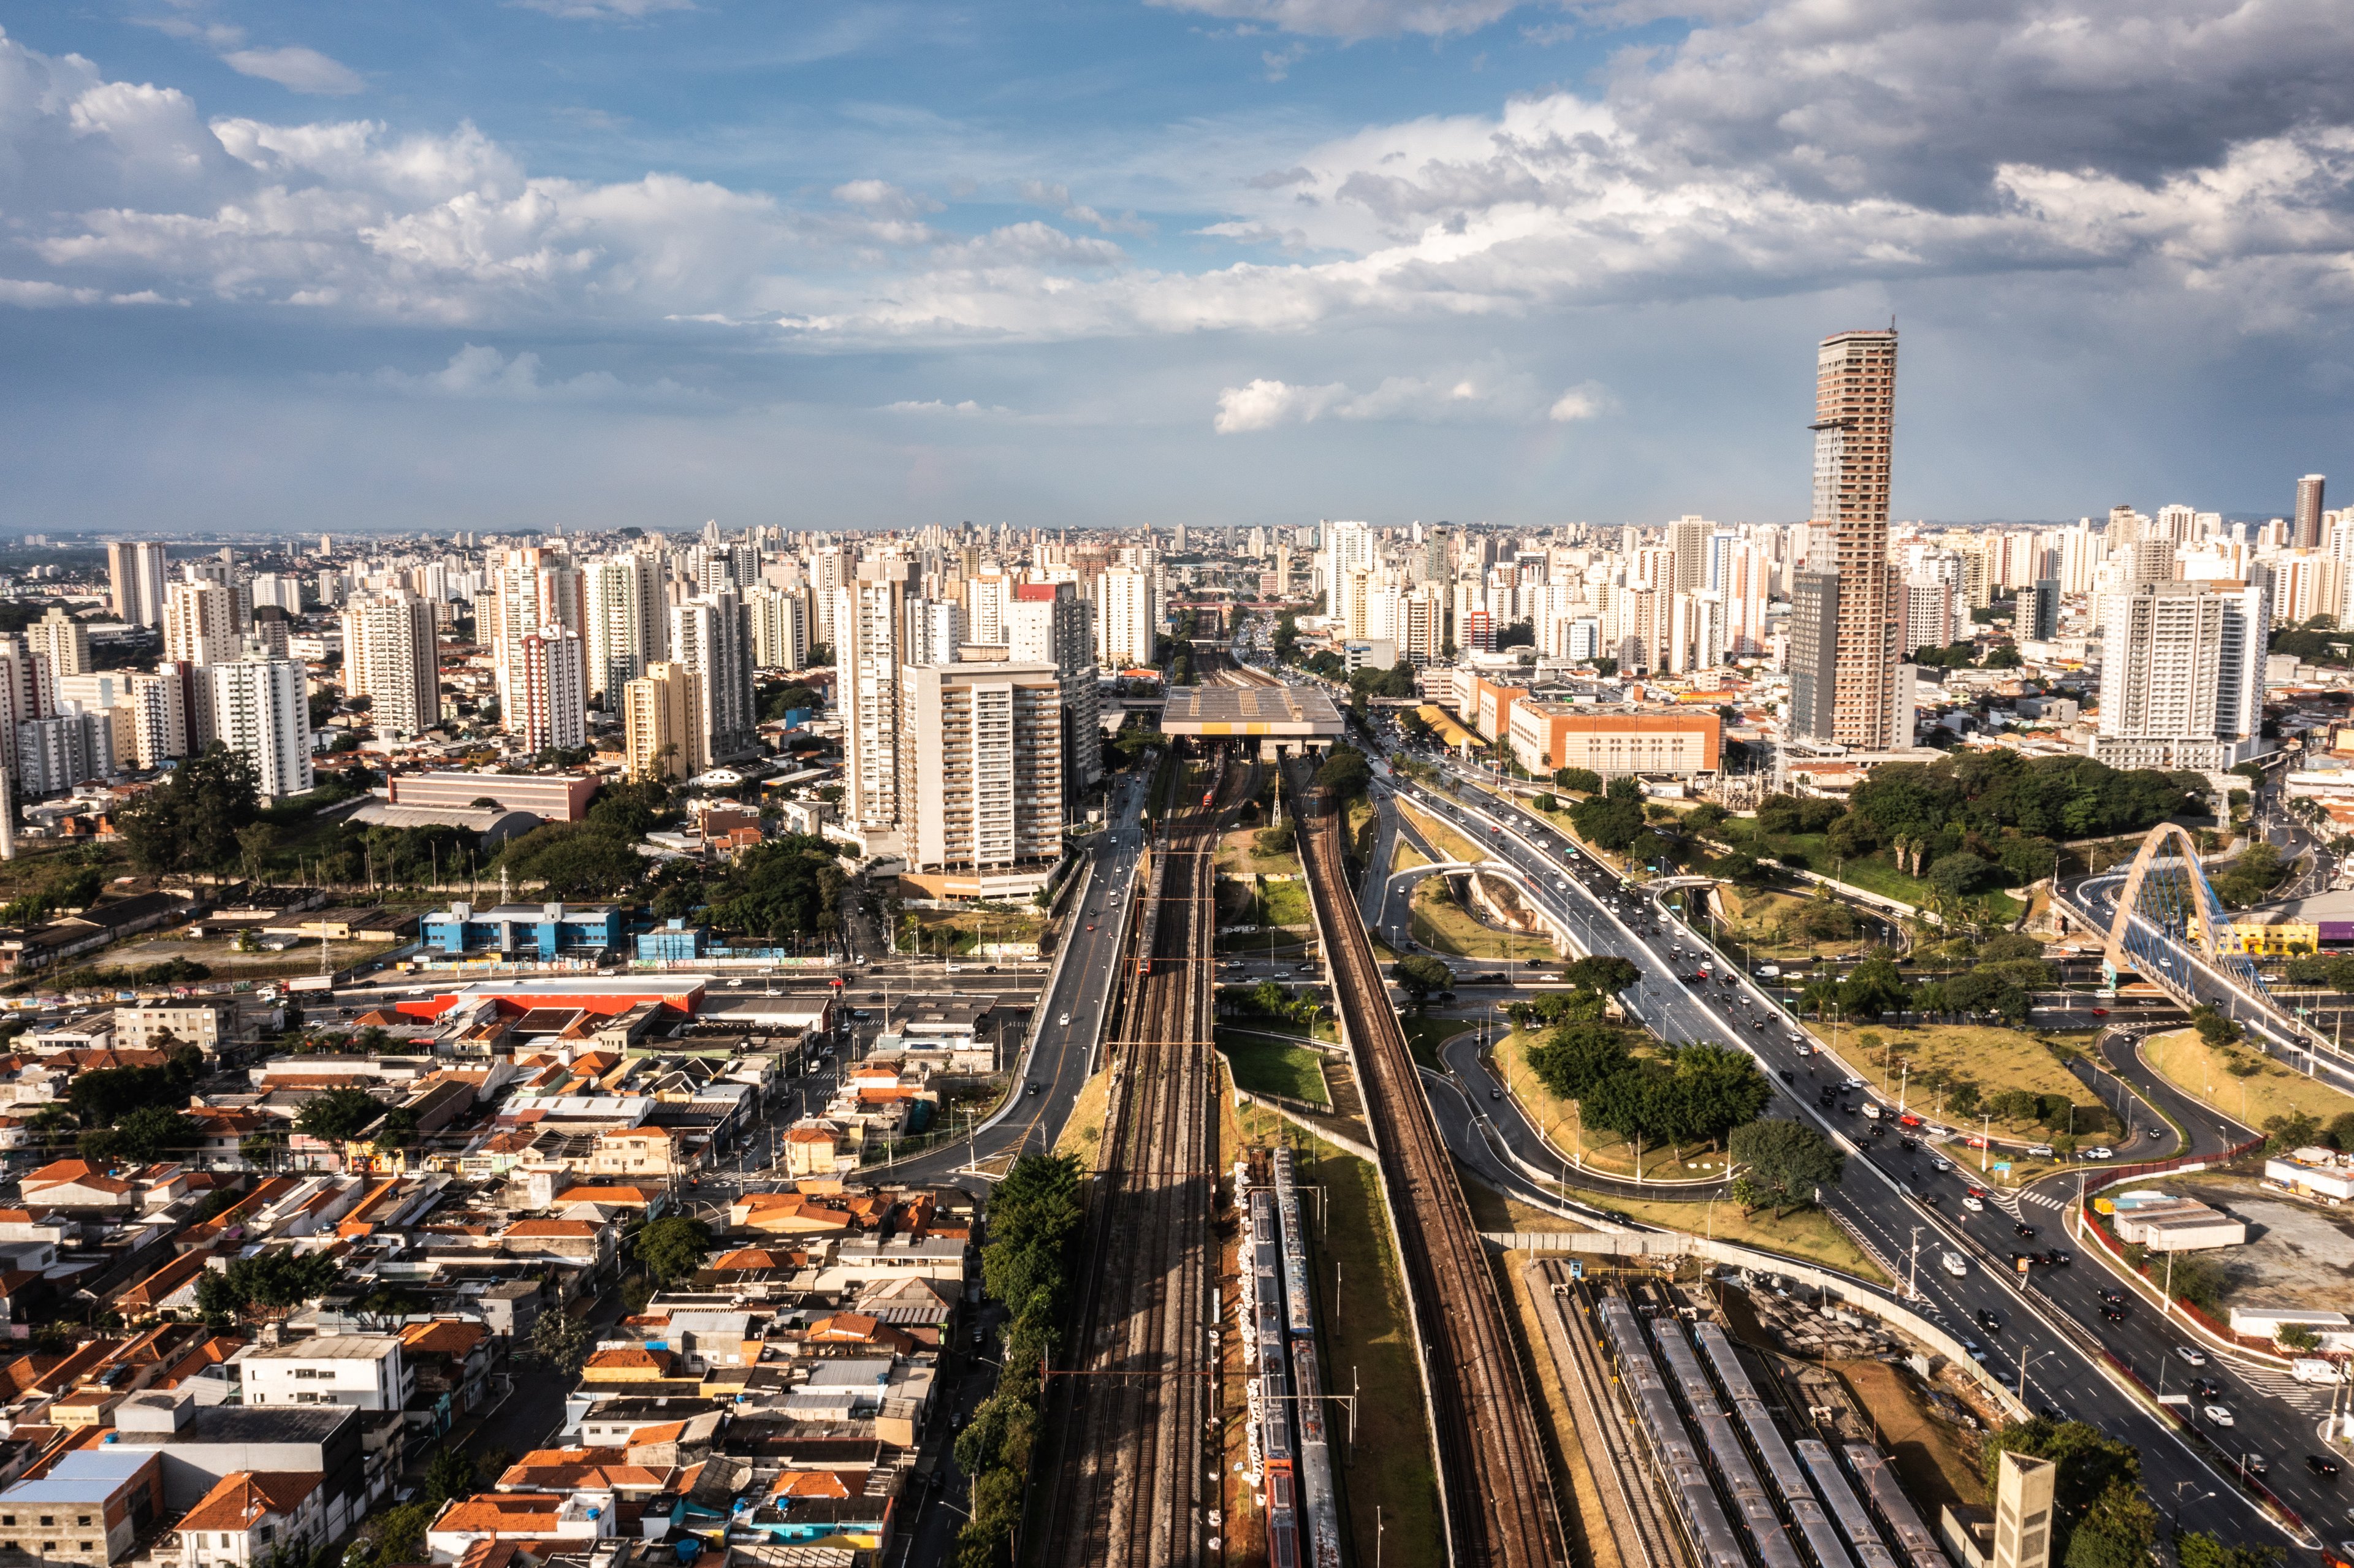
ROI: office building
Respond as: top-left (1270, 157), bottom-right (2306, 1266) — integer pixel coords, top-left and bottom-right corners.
top-left (2092, 579), bottom-right (2268, 772)
top-left (584, 554), bottom-right (666, 701)
top-left (106, 542), bottom-right (168, 628)
top-left (1506, 706), bottom-right (1721, 778)
top-left (30, 607), bottom-right (87, 679)
top-left (508, 625), bottom-right (586, 755)
top-left (2297, 474), bottom-right (2327, 550)
top-left (836, 564), bottom-right (907, 832)
top-left (669, 591), bottom-right (758, 763)
top-left (210, 658), bottom-right (313, 801)
top-left (621, 662), bottom-right (707, 784)
top-left (896, 660), bottom-right (1063, 887)
top-left (340, 590), bottom-right (440, 739)
top-left (162, 579), bottom-right (239, 668)
top-left (1005, 581), bottom-right (1102, 793)
top-left (1789, 327), bottom-right (1903, 748)
top-left (2020, 579), bottom-right (2060, 642)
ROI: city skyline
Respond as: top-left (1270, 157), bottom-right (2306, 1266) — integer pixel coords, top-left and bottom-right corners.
top-left (2, 2), bottom-right (2353, 531)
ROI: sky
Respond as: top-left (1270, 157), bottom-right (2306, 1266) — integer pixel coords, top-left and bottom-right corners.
top-left (2, 0), bottom-right (2353, 536)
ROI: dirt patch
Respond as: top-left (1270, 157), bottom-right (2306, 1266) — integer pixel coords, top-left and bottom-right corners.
top-left (1829, 1358), bottom-right (1989, 1518)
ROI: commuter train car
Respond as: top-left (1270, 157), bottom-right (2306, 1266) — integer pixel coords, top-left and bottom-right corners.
top-left (1796, 1441), bottom-right (1906, 1568)
top-left (1595, 1297), bottom-right (1750, 1568)
top-left (1270, 1149), bottom-right (1343, 1568)
top-left (1651, 1319), bottom-right (1808, 1568)
top-left (1841, 1445), bottom-right (1957, 1568)
top-left (1265, 1463), bottom-right (1301, 1568)
top-left (1134, 850), bottom-right (1168, 976)
top-left (1691, 1323), bottom-right (1865, 1568)
top-left (1273, 1149), bottom-right (1316, 1339)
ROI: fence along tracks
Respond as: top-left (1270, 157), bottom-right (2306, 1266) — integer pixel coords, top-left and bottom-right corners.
top-left (1298, 779), bottom-right (1571, 1568)
top-left (1034, 758), bottom-right (1247, 1568)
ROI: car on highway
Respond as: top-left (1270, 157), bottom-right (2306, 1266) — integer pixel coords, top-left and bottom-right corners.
top-left (2100, 1304), bottom-right (2127, 1322)
top-left (1058, 1013), bottom-right (1071, 1027)
top-left (2309, 1454), bottom-right (2341, 1477)
top-left (2082, 1146), bottom-right (2115, 1159)
top-left (1941, 1252), bottom-right (1967, 1277)
top-left (1961, 1195), bottom-right (1984, 1212)
top-left (2203, 1404), bottom-right (2234, 1426)
top-left (2027, 1143), bottom-right (2055, 1157)
top-left (2176, 1345), bottom-right (2209, 1366)
top-left (2190, 1377), bottom-right (2223, 1398)
top-left (2099, 1287), bottom-right (2127, 1305)
top-left (1976, 1309), bottom-right (2003, 1332)
top-left (2013, 1223), bottom-right (2037, 1239)
top-left (2043, 1249), bottom-right (2072, 1266)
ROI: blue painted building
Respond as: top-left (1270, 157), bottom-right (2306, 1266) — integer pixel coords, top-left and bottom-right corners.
top-left (422, 900), bottom-right (629, 959)
top-left (635, 918), bottom-right (709, 963)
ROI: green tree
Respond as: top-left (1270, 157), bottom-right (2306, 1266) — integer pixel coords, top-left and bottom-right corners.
top-left (529, 1305), bottom-right (591, 1378)
top-left (1983, 1418), bottom-right (2144, 1567)
top-left (197, 1250), bottom-right (341, 1325)
top-left (1729, 1119), bottom-right (1844, 1213)
top-left (1555, 767), bottom-right (1602, 794)
top-left (342, 1501), bottom-right (435, 1568)
top-left (116, 744), bottom-right (264, 874)
top-left (1314, 746), bottom-right (1372, 802)
top-left (1946, 968), bottom-right (2030, 1021)
top-left (1525, 1022), bottom-right (1634, 1101)
top-left (1561, 955), bottom-right (1641, 996)
top-left (424, 1447), bottom-right (483, 1506)
top-left (295, 1087), bottom-right (387, 1142)
top-left (2173, 1533), bottom-right (2282, 1568)
top-left (634, 1215), bottom-right (714, 1285)
top-left (706, 836), bottom-right (848, 945)
top-left (1392, 955), bottom-right (1453, 1005)
top-left (1928, 850), bottom-right (1992, 899)
top-left (1837, 956), bottom-right (1913, 1018)
top-left (112, 1106), bottom-right (197, 1162)
top-left (1572, 777), bottom-right (1647, 853)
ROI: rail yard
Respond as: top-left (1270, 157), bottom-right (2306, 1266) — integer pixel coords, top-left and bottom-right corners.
top-left (1032, 759), bottom-right (1242, 1568)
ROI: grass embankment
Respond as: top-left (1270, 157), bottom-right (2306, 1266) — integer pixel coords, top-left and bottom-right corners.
top-left (1408, 877), bottom-right (1544, 961)
top-left (112, 935), bottom-right (407, 978)
top-left (1224, 879), bottom-right (1311, 929)
top-left (1708, 821), bottom-right (2024, 923)
top-left (1216, 824), bottom-right (1303, 877)
top-left (1215, 1032), bottom-right (1331, 1105)
top-left (2143, 1027), bottom-right (2354, 1132)
top-left (1391, 840), bottom-right (1432, 875)
top-left (1398, 1014), bottom-right (1466, 1072)
top-left (1715, 886), bottom-right (1873, 962)
top-left (1831, 1024), bottom-right (2104, 1135)
top-left (898, 908), bottom-right (1045, 956)
top-left (1490, 1029), bottom-right (1726, 1182)
top-left (1051, 1069), bottom-right (1114, 1166)
top-left (1568, 1184), bottom-right (1893, 1285)
top-left (1396, 800), bottom-right (1487, 866)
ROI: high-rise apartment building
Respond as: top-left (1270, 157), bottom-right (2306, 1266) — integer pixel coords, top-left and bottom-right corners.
top-left (482, 547), bottom-right (585, 734)
top-left (1789, 328), bottom-right (1903, 748)
top-left (1666, 516), bottom-right (1712, 596)
top-left (896, 660), bottom-right (1064, 878)
top-left (2021, 579), bottom-right (2060, 642)
top-left (836, 564), bottom-right (907, 832)
top-left (670, 591), bottom-right (757, 763)
top-left (210, 658), bottom-right (313, 800)
top-left (162, 579), bottom-right (239, 667)
top-left (584, 554), bottom-right (667, 701)
top-left (16, 711), bottom-right (115, 798)
top-left (2092, 579), bottom-right (2267, 771)
top-left (340, 589), bottom-right (440, 739)
top-left (2296, 474), bottom-right (2327, 550)
top-left (1005, 582), bottom-right (1102, 794)
top-left (30, 607), bottom-right (87, 679)
top-left (622, 662), bottom-right (707, 783)
top-left (747, 585), bottom-right (809, 671)
top-left (106, 542), bottom-right (167, 628)
top-left (1096, 566), bottom-right (1155, 669)
top-left (907, 598), bottom-right (966, 665)
top-left (509, 625), bottom-right (587, 755)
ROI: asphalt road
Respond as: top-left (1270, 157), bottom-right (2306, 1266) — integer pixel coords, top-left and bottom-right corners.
top-left (1375, 761), bottom-right (2312, 1548)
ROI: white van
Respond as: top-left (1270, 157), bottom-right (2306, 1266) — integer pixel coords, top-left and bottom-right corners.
top-left (1861, 1103), bottom-right (1882, 1120)
top-left (1941, 1252), bottom-right (1967, 1278)
top-left (2295, 1358), bottom-right (2344, 1385)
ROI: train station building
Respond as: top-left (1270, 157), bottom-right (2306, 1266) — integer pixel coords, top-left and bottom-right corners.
top-left (1159, 685), bottom-right (1345, 757)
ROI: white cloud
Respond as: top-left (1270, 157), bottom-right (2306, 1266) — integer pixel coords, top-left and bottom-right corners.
top-left (1213, 368), bottom-right (1571, 430)
top-left (1548, 380), bottom-right (1615, 421)
top-left (221, 47), bottom-right (365, 96)
top-left (358, 343), bottom-right (688, 401)
top-left (510, 0), bottom-right (696, 18)
top-left (884, 398), bottom-right (1015, 417)
top-left (1149, 0), bottom-right (1531, 40)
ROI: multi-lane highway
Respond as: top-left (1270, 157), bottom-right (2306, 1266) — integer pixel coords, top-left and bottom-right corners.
top-left (1369, 758), bottom-right (2321, 1547)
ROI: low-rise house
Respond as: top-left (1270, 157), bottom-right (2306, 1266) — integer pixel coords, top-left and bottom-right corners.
top-left (174, 1471), bottom-right (326, 1568)
top-left (424, 1490), bottom-right (617, 1561)
top-left (113, 1004), bottom-right (231, 1054)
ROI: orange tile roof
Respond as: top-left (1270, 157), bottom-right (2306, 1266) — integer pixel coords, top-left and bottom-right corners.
top-left (400, 1320), bottom-right (490, 1358)
top-left (582, 1347), bottom-right (674, 1374)
top-left (432, 1494), bottom-right (567, 1534)
top-left (181, 1472), bottom-right (321, 1532)
top-left (505, 1220), bottom-right (600, 1239)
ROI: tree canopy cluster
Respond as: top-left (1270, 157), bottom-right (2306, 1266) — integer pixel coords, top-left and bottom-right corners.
top-left (1983, 1418), bottom-right (2165, 1568)
top-left (687, 834), bottom-right (847, 944)
top-left (1525, 1024), bottom-right (1770, 1156)
top-left (117, 746), bottom-right (262, 875)
top-left (1314, 745), bottom-right (1372, 802)
top-left (1571, 775), bottom-right (1648, 853)
top-left (956, 1154), bottom-right (1087, 1567)
top-left (494, 777), bottom-right (679, 898)
top-left (197, 1249), bottom-right (341, 1326)
top-left (1729, 1120), bottom-right (1844, 1214)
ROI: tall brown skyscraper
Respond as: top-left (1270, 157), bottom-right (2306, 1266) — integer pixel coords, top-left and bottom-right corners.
top-left (2295, 473), bottom-right (2326, 549)
top-left (1791, 328), bottom-right (1904, 749)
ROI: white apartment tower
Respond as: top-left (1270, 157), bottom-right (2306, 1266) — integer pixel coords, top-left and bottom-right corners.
top-left (482, 548), bottom-right (585, 734)
top-left (30, 608), bottom-right (87, 679)
top-left (836, 563), bottom-right (908, 832)
top-left (1096, 566), bottom-right (1155, 669)
top-left (162, 579), bottom-right (240, 668)
top-left (747, 585), bottom-right (809, 671)
top-left (670, 590), bottom-right (758, 763)
top-left (584, 554), bottom-right (668, 701)
top-left (896, 660), bottom-right (1064, 878)
top-left (1005, 581), bottom-right (1102, 793)
top-left (340, 589), bottom-right (440, 739)
top-left (106, 542), bottom-right (168, 628)
top-left (210, 658), bottom-right (313, 801)
top-left (2093, 579), bottom-right (2268, 772)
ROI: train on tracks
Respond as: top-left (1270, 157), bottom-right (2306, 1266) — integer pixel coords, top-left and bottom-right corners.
top-left (1238, 1150), bottom-right (1343, 1568)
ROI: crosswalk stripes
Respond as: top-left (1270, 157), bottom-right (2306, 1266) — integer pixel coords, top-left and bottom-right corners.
top-left (2234, 1366), bottom-right (2330, 1413)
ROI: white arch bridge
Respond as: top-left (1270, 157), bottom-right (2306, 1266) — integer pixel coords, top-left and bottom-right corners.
top-left (2052, 821), bottom-right (2317, 1055)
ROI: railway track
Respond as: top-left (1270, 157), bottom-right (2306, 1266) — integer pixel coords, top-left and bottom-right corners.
top-left (1296, 778), bottom-right (1569, 1568)
top-left (1032, 758), bottom-right (1245, 1568)
top-left (1532, 1261), bottom-right (1689, 1568)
